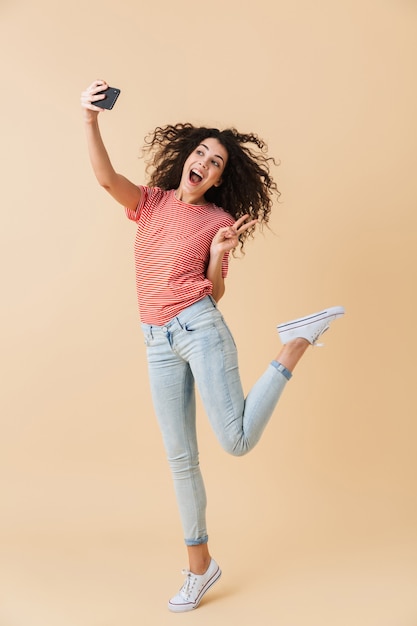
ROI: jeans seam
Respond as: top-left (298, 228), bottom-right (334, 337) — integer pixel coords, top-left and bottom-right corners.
top-left (180, 365), bottom-right (206, 544)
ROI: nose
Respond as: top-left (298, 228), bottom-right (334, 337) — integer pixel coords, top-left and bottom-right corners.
top-left (198, 158), bottom-right (209, 169)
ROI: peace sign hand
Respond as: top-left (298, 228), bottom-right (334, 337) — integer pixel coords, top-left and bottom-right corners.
top-left (210, 214), bottom-right (259, 255)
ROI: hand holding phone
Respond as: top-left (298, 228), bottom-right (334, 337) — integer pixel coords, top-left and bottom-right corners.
top-left (94, 86), bottom-right (121, 110)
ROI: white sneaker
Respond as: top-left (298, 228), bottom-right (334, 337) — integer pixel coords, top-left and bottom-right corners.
top-left (168, 558), bottom-right (222, 612)
top-left (277, 306), bottom-right (345, 345)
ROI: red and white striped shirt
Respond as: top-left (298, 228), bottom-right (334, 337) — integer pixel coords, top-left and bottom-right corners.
top-left (125, 186), bottom-right (235, 325)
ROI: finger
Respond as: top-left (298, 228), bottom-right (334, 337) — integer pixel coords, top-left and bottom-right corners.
top-left (82, 103), bottom-right (104, 112)
top-left (223, 227), bottom-right (239, 239)
top-left (233, 214), bottom-right (250, 229)
top-left (86, 79), bottom-right (108, 92)
top-left (236, 219), bottom-right (258, 234)
top-left (80, 94), bottom-right (104, 112)
top-left (80, 95), bottom-right (100, 109)
top-left (91, 93), bottom-right (106, 103)
top-left (80, 83), bottom-right (107, 110)
top-left (81, 81), bottom-right (108, 103)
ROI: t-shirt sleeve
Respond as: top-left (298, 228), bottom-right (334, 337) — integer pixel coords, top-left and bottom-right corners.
top-left (125, 185), bottom-right (164, 222)
top-left (124, 185), bottom-right (147, 222)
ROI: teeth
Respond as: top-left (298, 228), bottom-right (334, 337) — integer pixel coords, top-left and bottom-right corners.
top-left (191, 169), bottom-right (203, 179)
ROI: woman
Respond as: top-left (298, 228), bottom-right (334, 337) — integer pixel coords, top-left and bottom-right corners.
top-left (81, 79), bottom-right (344, 612)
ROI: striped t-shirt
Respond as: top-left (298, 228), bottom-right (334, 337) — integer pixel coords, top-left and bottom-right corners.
top-left (125, 186), bottom-right (235, 325)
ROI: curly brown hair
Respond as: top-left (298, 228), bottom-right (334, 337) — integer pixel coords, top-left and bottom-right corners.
top-left (142, 123), bottom-right (280, 247)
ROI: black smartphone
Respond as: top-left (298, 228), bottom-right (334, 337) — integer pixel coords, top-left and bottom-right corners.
top-left (95, 86), bottom-right (121, 110)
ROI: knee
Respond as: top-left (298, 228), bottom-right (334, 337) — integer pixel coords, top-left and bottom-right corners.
top-left (220, 438), bottom-right (250, 458)
top-left (167, 452), bottom-right (200, 475)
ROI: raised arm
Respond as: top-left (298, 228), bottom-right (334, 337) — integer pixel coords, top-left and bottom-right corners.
top-left (81, 80), bottom-right (142, 211)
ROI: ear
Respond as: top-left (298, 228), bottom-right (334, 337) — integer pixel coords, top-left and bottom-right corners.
top-left (214, 178), bottom-right (222, 187)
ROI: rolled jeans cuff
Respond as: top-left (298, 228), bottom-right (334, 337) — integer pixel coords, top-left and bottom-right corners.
top-left (185, 535), bottom-right (209, 546)
top-left (271, 360), bottom-right (293, 381)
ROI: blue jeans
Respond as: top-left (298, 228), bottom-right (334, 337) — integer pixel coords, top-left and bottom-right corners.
top-left (141, 296), bottom-right (291, 546)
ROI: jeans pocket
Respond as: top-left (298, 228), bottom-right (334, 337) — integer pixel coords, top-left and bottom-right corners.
top-left (141, 325), bottom-right (154, 346)
top-left (184, 309), bottom-right (237, 351)
top-left (183, 307), bottom-right (220, 332)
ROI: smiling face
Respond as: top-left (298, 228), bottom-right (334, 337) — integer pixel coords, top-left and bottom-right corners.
top-left (176, 137), bottom-right (228, 205)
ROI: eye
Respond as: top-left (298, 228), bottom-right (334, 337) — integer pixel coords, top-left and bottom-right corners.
top-left (196, 149), bottom-right (204, 156)
top-left (212, 159), bottom-right (221, 168)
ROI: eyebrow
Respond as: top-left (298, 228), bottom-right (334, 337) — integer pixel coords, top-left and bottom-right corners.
top-left (200, 143), bottom-right (225, 163)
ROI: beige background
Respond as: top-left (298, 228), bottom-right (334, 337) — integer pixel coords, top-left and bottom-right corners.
top-left (1, 0), bottom-right (417, 624)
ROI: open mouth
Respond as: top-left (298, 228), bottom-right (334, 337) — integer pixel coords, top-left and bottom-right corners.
top-left (189, 169), bottom-right (203, 184)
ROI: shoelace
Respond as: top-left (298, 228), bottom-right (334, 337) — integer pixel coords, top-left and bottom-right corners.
top-left (311, 322), bottom-right (330, 347)
top-left (179, 569), bottom-right (197, 599)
